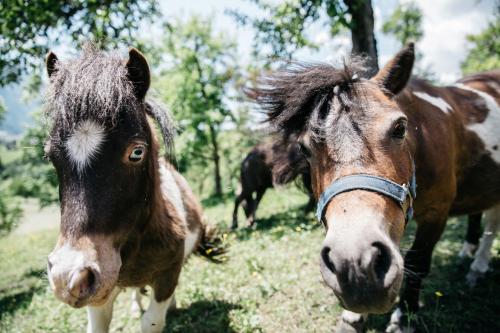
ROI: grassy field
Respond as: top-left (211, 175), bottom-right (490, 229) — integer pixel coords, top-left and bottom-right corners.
top-left (0, 187), bottom-right (499, 333)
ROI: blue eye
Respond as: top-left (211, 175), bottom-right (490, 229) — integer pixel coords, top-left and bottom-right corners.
top-left (129, 146), bottom-right (145, 162)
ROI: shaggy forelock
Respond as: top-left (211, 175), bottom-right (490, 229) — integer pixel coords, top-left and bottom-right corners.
top-left (45, 44), bottom-right (138, 129)
top-left (250, 59), bottom-right (368, 137)
top-left (45, 44), bottom-right (176, 159)
top-left (251, 59), bottom-right (379, 164)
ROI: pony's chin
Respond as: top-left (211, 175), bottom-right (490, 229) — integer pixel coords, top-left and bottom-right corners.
top-left (337, 292), bottom-right (398, 314)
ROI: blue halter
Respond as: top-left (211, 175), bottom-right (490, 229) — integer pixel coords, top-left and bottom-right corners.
top-left (316, 164), bottom-right (417, 225)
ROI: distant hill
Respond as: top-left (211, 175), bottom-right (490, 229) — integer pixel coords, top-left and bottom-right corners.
top-left (0, 85), bottom-right (38, 135)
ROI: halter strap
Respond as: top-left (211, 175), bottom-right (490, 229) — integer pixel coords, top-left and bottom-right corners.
top-left (316, 164), bottom-right (417, 225)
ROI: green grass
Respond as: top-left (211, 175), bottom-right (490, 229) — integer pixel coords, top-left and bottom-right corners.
top-left (0, 145), bottom-right (21, 166)
top-left (0, 187), bottom-right (498, 332)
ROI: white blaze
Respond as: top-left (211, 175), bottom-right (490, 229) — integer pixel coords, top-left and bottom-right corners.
top-left (66, 120), bottom-right (105, 171)
top-left (454, 83), bottom-right (500, 163)
top-left (413, 91), bottom-right (453, 113)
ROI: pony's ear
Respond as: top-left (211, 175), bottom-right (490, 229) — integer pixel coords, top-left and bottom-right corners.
top-left (126, 48), bottom-right (150, 100)
top-left (372, 43), bottom-right (414, 96)
top-left (46, 52), bottom-right (59, 78)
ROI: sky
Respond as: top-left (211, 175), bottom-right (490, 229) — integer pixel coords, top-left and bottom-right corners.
top-left (0, 0), bottom-right (497, 134)
top-left (156, 0), bottom-right (497, 82)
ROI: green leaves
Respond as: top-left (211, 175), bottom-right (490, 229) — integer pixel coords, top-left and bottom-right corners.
top-left (461, 14), bottom-right (500, 75)
top-left (229, 0), bottom-right (324, 61)
top-left (0, 97), bottom-right (5, 124)
top-left (156, 16), bottom-right (239, 195)
top-left (382, 1), bottom-right (423, 46)
top-left (0, 0), bottom-right (159, 86)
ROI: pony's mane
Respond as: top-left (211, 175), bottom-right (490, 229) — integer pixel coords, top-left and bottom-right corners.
top-left (249, 59), bottom-right (368, 136)
top-left (45, 44), bottom-right (175, 159)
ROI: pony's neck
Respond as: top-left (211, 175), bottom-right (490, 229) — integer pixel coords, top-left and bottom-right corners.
top-left (142, 127), bottom-right (185, 245)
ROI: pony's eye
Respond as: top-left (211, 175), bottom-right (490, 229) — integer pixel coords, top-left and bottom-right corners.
top-left (129, 146), bottom-right (145, 162)
top-left (392, 122), bottom-right (407, 139)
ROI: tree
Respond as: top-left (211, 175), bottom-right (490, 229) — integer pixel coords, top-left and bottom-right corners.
top-left (0, 99), bottom-right (22, 236)
top-left (382, 1), bottom-right (423, 46)
top-left (230, 0), bottom-right (379, 75)
top-left (0, 97), bottom-right (5, 124)
top-left (157, 16), bottom-right (237, 197)
top-left (0, 0), bottom-right (159, 86)
top-left (10, 114), bottom-right (59, 207)
top-left (461, 10), bottom-right (500, 74)
top-left (382, 1), bottom-right (436, 81)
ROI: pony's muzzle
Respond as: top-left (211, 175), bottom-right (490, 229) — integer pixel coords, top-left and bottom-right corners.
top-left (47, 255), bottom-right (100, 308)
top-left (47, 235), bottom-right (121, 308)
top-left (320, 231), bottom-right (403, 314)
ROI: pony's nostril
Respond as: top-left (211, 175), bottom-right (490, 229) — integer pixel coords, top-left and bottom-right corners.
top-left (68, 268), bottom-right (97, 300)
top-left (371, 242), bottom-right (392, 280)
top-left (321, 246), bottom-right (336, 274)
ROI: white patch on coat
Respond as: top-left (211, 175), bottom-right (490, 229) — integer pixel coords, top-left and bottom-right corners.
top-left (341, 310), bottom-right (366, 324)
top-left (458, 241), bottom-right (478, 259)
top-left (130, 288), bottom-right (143, 316)
top-left (470, 205), bottom-right (500, 274)
top-left (66, 120), bottom-right (105, 172)
top-left (183, 226), bottom-right (199, 258)
top-left (454, 83), bottom-right (500, 163)
top-left (141, 290), bottom-right (174, 333)
top-left (413, 91), bottom-right (453, 113)
top-left (159, 164), bottom-right (187, 221)
top-left (385, 307), bottom-right (415, 333)
top-left (86, 287), bottom-right (121, 333)
top-left (389, 307), bottom-right (402, 324)
top-left (159, 163), bottom-right (199, 258)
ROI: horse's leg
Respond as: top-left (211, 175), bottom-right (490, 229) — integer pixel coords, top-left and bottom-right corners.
top-left (248, 189), bottom-right (266, 227)
top-left (232, 193), bottom-right (244, 230)
top-left (242, 197), bottom-right (253, 218)
top-left (141, 289), bottom-right (175, 333)
top-left (245, 194), bottom-right (256, 226)
top-left (335, 310), bottom-right (367, 333)
top-left (130, 288), bottom-right (144, 317)
top-left (386, 216), bottom-right (448, 333)
top-left (301, 173), bottom-right (315, 213)
top-left (466, 204), bottom-right (500, 287)
top-left (459, 213), bottom-right (482, 258)
top-left (87, 287), bottom-right (122, 333)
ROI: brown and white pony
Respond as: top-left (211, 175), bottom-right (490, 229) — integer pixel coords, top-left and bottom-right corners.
top-left (232, 139), bottom-right (314, 229)
top-left (44, 46), bottom-right (218, 333)
top-left (252, 44), bottom-right (499, 332)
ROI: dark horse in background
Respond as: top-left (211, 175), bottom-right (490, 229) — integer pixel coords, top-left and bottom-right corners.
top-left (232, 138), bottom-right (314, 229)
top-left (252, 43), bottom-right (499, 332)
top-left (44, 46), bottom-right (221, 333)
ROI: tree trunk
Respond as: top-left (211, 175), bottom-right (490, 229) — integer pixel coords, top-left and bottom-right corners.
top-left (208, 123), bottom-right (223, 197)
top-left (346, 0), bottom-right (379, 77)
top-left (192, 47), bottom-right (223, 197)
